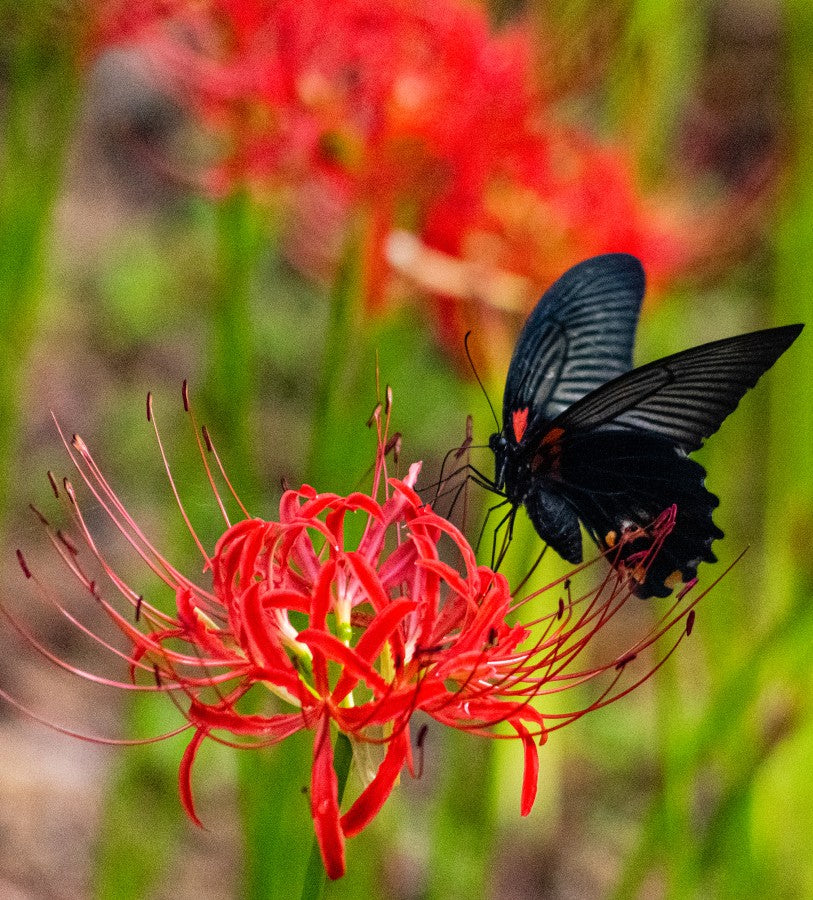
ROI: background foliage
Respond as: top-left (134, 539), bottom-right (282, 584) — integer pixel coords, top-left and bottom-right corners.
top-left (0, 0), bottom-right (810, 897)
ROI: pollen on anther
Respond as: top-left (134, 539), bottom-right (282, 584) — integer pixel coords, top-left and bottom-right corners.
top-left (146, 392), bottom-right (153, 422)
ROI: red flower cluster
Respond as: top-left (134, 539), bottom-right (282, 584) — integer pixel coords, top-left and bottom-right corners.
top-left (1, 390), bottom-right (708, 879)
top-left (92, 0), bottom-right (691, 319)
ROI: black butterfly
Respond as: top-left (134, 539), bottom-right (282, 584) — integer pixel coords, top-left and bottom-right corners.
top-left (487, 253), bottom-right (803, 597)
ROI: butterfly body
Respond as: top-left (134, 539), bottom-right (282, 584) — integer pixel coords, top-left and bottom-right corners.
top-left (490, 254), bottom-right (802, 597)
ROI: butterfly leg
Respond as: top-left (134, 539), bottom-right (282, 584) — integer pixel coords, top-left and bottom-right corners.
top-left (475, 498), bottom-right (511, 555)
top-left (491, 505), bottom-right (518, 571)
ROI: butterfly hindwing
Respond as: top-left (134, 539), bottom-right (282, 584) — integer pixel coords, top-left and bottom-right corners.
top-left (503, 253), bottom-right (645, 437)
top-left (551, 428), bottom-right (723, 597)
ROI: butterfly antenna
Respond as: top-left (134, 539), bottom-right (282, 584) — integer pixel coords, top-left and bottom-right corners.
top-left (464, 332), bottom-right (500, 431)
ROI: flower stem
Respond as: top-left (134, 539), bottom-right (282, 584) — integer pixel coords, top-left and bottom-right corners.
top-left (0, 18), bottom-right (80, 524)
top-left (306, 218), bottom-right (366, 494)
top-left (207, 187), bottom-right (265, 503)
top-left (300, 733), bottom-right (353, 900)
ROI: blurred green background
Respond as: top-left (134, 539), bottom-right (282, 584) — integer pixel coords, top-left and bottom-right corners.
top-left (0, 0), bottom-right (811, 898)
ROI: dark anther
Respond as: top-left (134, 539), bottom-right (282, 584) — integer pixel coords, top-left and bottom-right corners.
top-left (280, 476), bottom-right (290, 492)
top-left (415, 723), bottom-right (429, 778)
top-left (615, 653), bottom-right (637, 670)
top-left (47, 471), bottom-right (60, 498)
top-left (146, 391), bottom-right (153, 422)
top-left (16, 550), bottom-right (31, 579)
top-left (202, 425), bottom-right (213, 452)
top-left (455, 416), bottom-right (474, 460)
top-left (182, 380), bottom-right (190, 412)
top-left (57, 530), bottom-right (78, 555)
top-left (135, 595), bottom-right (144, 622)
top-left (366, 402), bottom-right (382, 427)
top-left (29, 504), bottom-right (49, 526)
top-left (153, 664), bottom-right (162, 687)
top-left (564, 578), bottom-right (571, 591)
top-left (557, 597), bottom-right (564, 620)
top-left (487, 627), bottom-right (498, 645)
top-left (384, 433), bottom-right (402, 460)
top-left (685, 609), bottom-right (696, 637)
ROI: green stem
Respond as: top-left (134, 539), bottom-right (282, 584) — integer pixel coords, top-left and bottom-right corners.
top-left (0, 19), bottom-right (80, 521)
top-left (300, 734), bottom-right (353, 900)
top-left (651, 652), bottom-right (696, 899)
top-left (611, 587), bottom-right (813, 898)
top-left (306, 222), bottom-right (366, 493)
top-left (605, 0), bottom-right (707, 177)
top-left (207, 188), bottom-right (265, 503)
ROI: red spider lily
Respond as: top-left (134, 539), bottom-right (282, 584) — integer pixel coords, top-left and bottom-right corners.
top-left (92, 0), bottom-right (695, 317)
top-left (1, 389), bottom-right (711, 879)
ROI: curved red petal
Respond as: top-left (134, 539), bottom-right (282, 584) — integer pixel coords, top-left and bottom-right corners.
top-left (341, 730), bottom-right (409, 838)
top-left (189, 701), bottom-right (308, 738)
top-left (512, 720), bottom-right (539, 816)
top-left (311, 715), bottom-right (346, 880)
top-left (297, 628), bottom-right (388, 696)
top-left (332, 597), bottom-right (417, 703)
top-left (179, 728), bottom-right (207, 828)
top-left (344, 551), bottom-right (390, 613)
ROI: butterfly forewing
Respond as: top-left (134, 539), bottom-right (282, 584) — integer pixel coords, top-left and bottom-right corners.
top-left (503, 253), bottom-right (645, 435)
top-left (554, 324), bottom-right (803, 451)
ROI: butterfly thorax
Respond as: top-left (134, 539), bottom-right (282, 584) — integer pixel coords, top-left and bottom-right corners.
top-left (489, 429), bottom-right (545, 505)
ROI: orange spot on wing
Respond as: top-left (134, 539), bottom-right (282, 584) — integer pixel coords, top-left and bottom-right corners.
top-left (512, 408), bottom-right (529, 442)
top-left (665, 569), bottom-right (683, 589)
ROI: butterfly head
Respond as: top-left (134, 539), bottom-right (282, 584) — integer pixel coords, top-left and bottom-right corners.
top-left (488, 430), bottom-right (510, 493)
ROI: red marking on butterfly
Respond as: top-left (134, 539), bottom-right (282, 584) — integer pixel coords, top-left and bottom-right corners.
top-left (531, 426), bottom-right (565, 473)
top-left (512, 408), bottom-right (529, 442)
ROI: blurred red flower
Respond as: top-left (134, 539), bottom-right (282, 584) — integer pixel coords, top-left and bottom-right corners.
top-left (92, 0), bottom-right (694, 323)
top-left (3, 391), bottom-right (705, 879)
